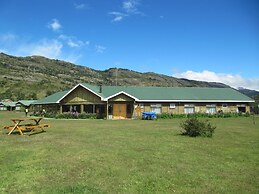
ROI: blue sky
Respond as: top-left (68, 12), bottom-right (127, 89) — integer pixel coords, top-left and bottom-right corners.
top-left (0, 0), bottom-right (259, 90)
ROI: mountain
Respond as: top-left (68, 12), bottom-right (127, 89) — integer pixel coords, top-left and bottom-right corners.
top-left (0, 52), bottom-right (232, 101)
top-left (237, 88), bottom-right (259, 108)
top-left (237, 88), bottom-right (259, 98)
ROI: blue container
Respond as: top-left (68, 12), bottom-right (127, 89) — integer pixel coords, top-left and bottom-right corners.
top-left (142, 112), bottom-right (157, 120)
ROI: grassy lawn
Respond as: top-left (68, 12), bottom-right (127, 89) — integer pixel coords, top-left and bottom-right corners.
top-left (0, 111), bottom-right (258, 194)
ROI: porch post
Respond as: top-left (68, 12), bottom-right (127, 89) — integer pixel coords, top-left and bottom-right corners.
top-left (59, 104), bottom-right (63, 114)
top-left (80, 104), bottom-right (84, 113)
top-left (106, 100), bottom-right (109, 119)
top-left (93, 104), bottom-right (95, 113)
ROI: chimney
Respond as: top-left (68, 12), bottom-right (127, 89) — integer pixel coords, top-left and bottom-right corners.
top-left (99, 85), bottom-right (102, 93)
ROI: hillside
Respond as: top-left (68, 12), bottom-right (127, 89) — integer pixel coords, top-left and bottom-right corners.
top-left (0, 52), bottom-right (231, 101)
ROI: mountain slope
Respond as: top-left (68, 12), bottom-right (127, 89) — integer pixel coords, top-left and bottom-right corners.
top-left (0, 52), bottom-right (229, 100)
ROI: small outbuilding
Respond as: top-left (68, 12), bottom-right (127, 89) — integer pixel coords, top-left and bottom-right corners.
top-left (16, 100), bottom-right (36, 111)
top-left (0, 101), bottom-right (17, 111)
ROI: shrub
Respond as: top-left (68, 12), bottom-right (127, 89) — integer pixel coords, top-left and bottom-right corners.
top-left (157, 113), bottom-right (187, 119)
top-left (55, 112), bottom-right (97, 119)
top-left (180, 117), bottom-right (216, 137)
top-left (157, 112), bottom-right (250, 119)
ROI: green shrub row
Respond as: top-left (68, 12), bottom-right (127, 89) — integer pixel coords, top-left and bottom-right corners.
top-left (55, 112), bottom-right (97, 119)
top-left (157, 112), bottom-right (250, 119)
top-left (32, 111), bottom-right (97, 119)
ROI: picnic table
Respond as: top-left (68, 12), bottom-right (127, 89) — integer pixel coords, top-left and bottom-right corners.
top-left (4, 117), bottom-right (50, 135)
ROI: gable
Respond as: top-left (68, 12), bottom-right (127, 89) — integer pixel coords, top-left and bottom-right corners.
top-left (109, 93), bottom-right (135, 102)
top-left (61, 85), bottom-right (102, 104)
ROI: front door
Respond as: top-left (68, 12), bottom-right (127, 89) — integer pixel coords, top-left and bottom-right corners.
top-left (113, 104), bottom-right (127, 119)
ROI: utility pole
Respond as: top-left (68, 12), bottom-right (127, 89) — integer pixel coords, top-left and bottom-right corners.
top-left (115, 68), bottom-right (118, 86)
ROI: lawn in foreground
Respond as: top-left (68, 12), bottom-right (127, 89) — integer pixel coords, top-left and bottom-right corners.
top-left (0, 111), bottom-right (258, 193)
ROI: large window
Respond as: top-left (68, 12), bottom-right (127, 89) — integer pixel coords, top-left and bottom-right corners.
top-left (170, 103), bottom-right (176, 109)
top-left (150, 104), bottom-right (162, 114)
top-left (184, 104), bottom-right (195, 114)
top-left (206, 104), bottom-right (216, 114)
top-left (94, 105), bottom-right (104, 114)
top-left (237, 104), bottom-right (246, 113)
top-left (84, 104), bottom-right (94, 113)
top-left (62, 105), bottom-right (80, 113)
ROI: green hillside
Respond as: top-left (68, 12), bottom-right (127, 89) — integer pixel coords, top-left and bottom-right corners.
top-left (0, 52), bottom-right (229, 101)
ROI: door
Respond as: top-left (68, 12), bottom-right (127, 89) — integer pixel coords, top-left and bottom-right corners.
top-left (113, 104), bottom-right (127, 119)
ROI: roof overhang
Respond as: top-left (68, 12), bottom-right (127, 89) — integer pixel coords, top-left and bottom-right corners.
top-left (33, 102), bottom-right (59, 105)
top-left (104, 91), bottom-right (139, 101)
top-left (136, 100), bottom-right (255, 103)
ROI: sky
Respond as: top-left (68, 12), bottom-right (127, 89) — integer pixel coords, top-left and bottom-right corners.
top-left (0, 0), bottom-right (259, 90)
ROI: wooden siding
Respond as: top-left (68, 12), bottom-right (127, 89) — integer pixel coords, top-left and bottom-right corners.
top-left (109, 94), bottom-right (134, 102)
top-left (61, 86), bottom-right (102, 105)
top-left (135, 102), bottom-right (251, 115)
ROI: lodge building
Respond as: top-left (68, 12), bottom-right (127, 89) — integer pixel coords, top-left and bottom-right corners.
top-left (33, 83), bottom-right (254, 119)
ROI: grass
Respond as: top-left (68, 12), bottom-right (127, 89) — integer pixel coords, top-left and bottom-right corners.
top-left (0, 111), bottom-right (258, 193)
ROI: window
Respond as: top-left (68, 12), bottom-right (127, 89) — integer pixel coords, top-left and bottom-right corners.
top-left (150, 104), bottom-right (162, 114)
top-left (222, 104), bottom-right (228, 108)
top-left (139, 103), bottom-right (144, 109)
top-left (206, 104), bottom-right (216, 114)
top-left (95, 104), bottom-right (105, 114)
top-left (170, 103), bottom-right (176, 109)
top-left (16, 105), bottom-right (21, 111)
top-left (62, 105), bottom-right (70, 112)
top-left (72, 105), bottom-right (80, 113)
top-left (127, 104), bottom-right (132, 114)
top-left (184, 104), bottom-right (195, 114)
top-left (84, 104), bottom-right (94, 113)
top-left (62, 105), bottom-right (80, 113)
top-left (108, 104), bottom-right (113, 114)
top-left (237, 104), bottom-right (246, 113)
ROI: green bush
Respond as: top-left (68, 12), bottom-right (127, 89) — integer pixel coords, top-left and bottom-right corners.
top-left (55, 112), bottom-right (97, 119)
top-left (180, 117), bottom-right (216, 137)
top-left (157, 112), bottom-right (250, 119)
top-left (157, 113), bottom-right (187, 119)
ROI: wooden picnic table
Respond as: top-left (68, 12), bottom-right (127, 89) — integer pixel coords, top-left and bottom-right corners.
top-left (4, 117), bottom-right (50, 136)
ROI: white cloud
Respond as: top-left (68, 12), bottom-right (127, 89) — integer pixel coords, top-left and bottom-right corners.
top-left (58, 35), bottom-right (89, 48)
top-left (109, 0), bottom-right (142, 22)
top-left (0, 31), bottom-right (91, 63)
top-left (17, 39), bottom-right (63, 59)
top-left (95, 45), bottom-right (106, 53)
top-left (74, 3), bottom-right (85, 9)
top-left (0, 49), bottom-right (8, 53)
top-left (108, 12), bottom-right (128, 22)
top-left (173, 70), bottom-right (259, 91)
top-left (0, 33), bottom-right (17, 42)
top-left (123, 0), bottom-right (139, 14)
top-left (48, 19), bottom-right (62, 32)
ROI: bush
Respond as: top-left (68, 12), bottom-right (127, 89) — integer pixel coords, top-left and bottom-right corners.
top-left (180, 117), bottom-right (216, 137)
top-left (157, 113), bottom-right (187, 119)
top-left (157, 112), bottom-right (250, 119)
top-left (55, 112), bottom-right (97, 119)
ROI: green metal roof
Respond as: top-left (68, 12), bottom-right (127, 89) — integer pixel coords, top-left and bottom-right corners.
top-left (33, 90), bottom-right (69, 104)
top-left (0, 101), bottom-right (17, 107)
top-left (17, 100), bottom-right (36, 106)
top-left (34, 83), bottom-right (254, 104)
top-left (81, 84), bottom-right (254, 102)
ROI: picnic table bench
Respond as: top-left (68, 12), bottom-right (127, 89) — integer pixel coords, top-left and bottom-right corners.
top-left (3, 117), bottom-right (50, 136)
